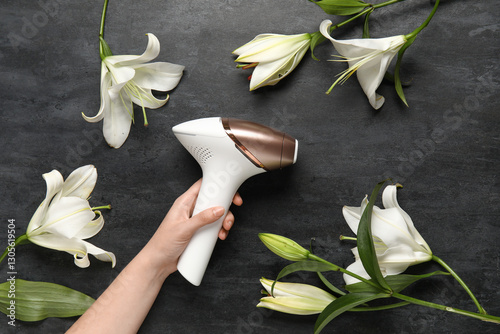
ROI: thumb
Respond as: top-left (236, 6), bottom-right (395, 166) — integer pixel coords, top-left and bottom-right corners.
top-left (187, 206), bottom-right (225, 233)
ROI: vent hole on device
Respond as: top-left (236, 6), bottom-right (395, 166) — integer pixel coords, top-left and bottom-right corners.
top-left (188, 146), bottom-right (214, 165)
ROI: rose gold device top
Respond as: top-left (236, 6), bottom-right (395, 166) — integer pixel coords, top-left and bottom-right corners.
top-left (222, 118), bottom-right (296, 171)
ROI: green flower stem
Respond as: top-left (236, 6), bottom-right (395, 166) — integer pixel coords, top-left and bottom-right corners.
top-left (308, 253), bottom-right (382, 291)
top-left (371, 0), bottom-right (406, 10)
top-left (99, 0), bottom-right (110, 60)
top-left (328, 0), bottom-right (407, 34)
top-left (99, 0), bottom-right (109, 39)
top-left (392, 292), bottom-right (500, 324)
top-left (0, 234), bottom-right (29, 264)
top-left (432, 255), bottom-right (487, 315)
top-left (405, 0), bottom-right (440, 40)
top-left (350, 301), bottom-right (410, 312)
top-left (91, 204), bottom-right (112, 211)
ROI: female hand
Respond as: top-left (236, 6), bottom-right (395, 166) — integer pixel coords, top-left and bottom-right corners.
top-left (143, 179), bottom-right (243, 277)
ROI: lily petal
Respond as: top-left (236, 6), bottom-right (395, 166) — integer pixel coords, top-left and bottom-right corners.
top-left (73, 210), bottom-right (105, 240)
top-left (105, 33), bottom-right (161, 67)
top-left (131, 62), bottom-right (185, 91)
top-left (129, 87), bottom-right (169, 109)
top-left (249, 57), bottom-right (291, 90)
top-left (381, 185), bottom-right (406, 215)
top-left (28, 234), bottom-right (88, 262)
top-left (57, 165), bottom-right (97, 200)
top-left (382, 185), bottom-right (432, 253)
top-left (107, 63), bottom-right (136, 86)
top-left (103, 87), bottom-right (133, 149)
top-left (343, 258), bottom-right (383, 286)
top-left (260, 278), bottom-right (335, 301)
top-left (319, 20), bottom-right (337, 47)
top-left (355, 59), bottom-right (387, 109)
top-left (321, 22), bottom-right (403, 58)
top-left (377, 244), bottom-right (431, 274)
top-left (233, 34), bottom-right (279, 56)
top-left (258, 278), bottom-right (335, 315)
top-left (26, 170), bottom-right (64, 235)
top-left (36, 197), bottom-right (94, 239)
top-left (258, 296), bottom-right (330, 315)
top-left (77, 240), bottom-right (116, 268)
top-left (249, 43), bottom-right (308, 90)
top-left (82, 63), bottom-right (110, 123)
top-left (371, 206), bottom-right (422, 249)
top-left (342, 204), bottom-right (363, 235)
top-left (30, 234), bottom-right (115, 269)
top-left (235, 34), bottom-right (310, 63)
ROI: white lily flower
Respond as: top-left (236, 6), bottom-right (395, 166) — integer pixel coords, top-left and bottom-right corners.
top-left (26, 165), bottom-right (116, 268)
top-left (83, 33), bottom-right (185, 148)
top-left (257, 277), bottom-right (335, 315)
top-left (233, 32), bottom-right (311, 91)
top-left (320, 19), bottom-right (406, 109)
top-left (342, 184), bottom-right (432, 285)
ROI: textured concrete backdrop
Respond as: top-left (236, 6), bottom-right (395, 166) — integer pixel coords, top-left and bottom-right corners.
top-left (1, 0), bottom-right (499, 333)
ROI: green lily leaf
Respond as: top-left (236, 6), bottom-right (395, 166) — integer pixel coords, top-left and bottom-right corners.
top-left (271, 260), bottom-right (339, 295)
top-left (309, 0), bottom-right (370, 16)
top-left (362, 8), bottom-right (374, 38)
top-left (310, 31), bottom-right (327, 61)
top-left (345, 271), bottom-right (450, 294)
top-left (0, 279), bottom-right (94, 322)
top-left (384, 71), bottom-right (395, 83)
top-left (394, 35), bottom-right (417, 107)
top-left (314, 292), bottom-right (390, 333)
top-left (384, 71), bottom-right (412, 86)
top-left (356, 180), bottom-right (391, 292)
top-left (276, 260), bottom-right (338, 281)
top-left (317, 272), bottom-right (346, 296)
top-left (99, 36), bottom-right (113, 60)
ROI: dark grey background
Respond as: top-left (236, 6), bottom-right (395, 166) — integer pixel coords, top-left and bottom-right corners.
top-left (1, 0), bottom-right (499, 333)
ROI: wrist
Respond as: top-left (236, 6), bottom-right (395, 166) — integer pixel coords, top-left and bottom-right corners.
top-left (138, 237), bottom-right (177, 281)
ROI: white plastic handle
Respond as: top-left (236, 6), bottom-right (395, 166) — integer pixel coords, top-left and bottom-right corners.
top-left (177, 171), bottom-right (244, 286)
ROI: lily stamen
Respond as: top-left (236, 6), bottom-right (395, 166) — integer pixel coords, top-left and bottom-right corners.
top-left (242, 62), bottom-right (258, 70)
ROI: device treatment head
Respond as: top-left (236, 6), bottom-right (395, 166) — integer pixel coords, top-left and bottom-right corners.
top-left (171, 117), bottom-right (298, 174)
top-left (221, 117), bottom-right (297, 171)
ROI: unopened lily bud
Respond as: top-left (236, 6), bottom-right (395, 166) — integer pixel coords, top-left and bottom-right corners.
top-left (258, 277), bottom-right (335, 315)
top-left (258, 233), bottom-right (310, 261)
top-left (233, 32), bottom-right (311, 91)
top-left (311, 0), bottom-right (370, 16)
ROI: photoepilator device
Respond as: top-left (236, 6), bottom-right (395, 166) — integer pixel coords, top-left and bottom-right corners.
top-left (172, 117), bottom-right (298, 286)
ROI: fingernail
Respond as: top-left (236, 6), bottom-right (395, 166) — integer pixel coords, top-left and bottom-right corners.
top-left (226, 220), bottom-right (233, 228)
top-left (213, 207), bottom-right (225, 217)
